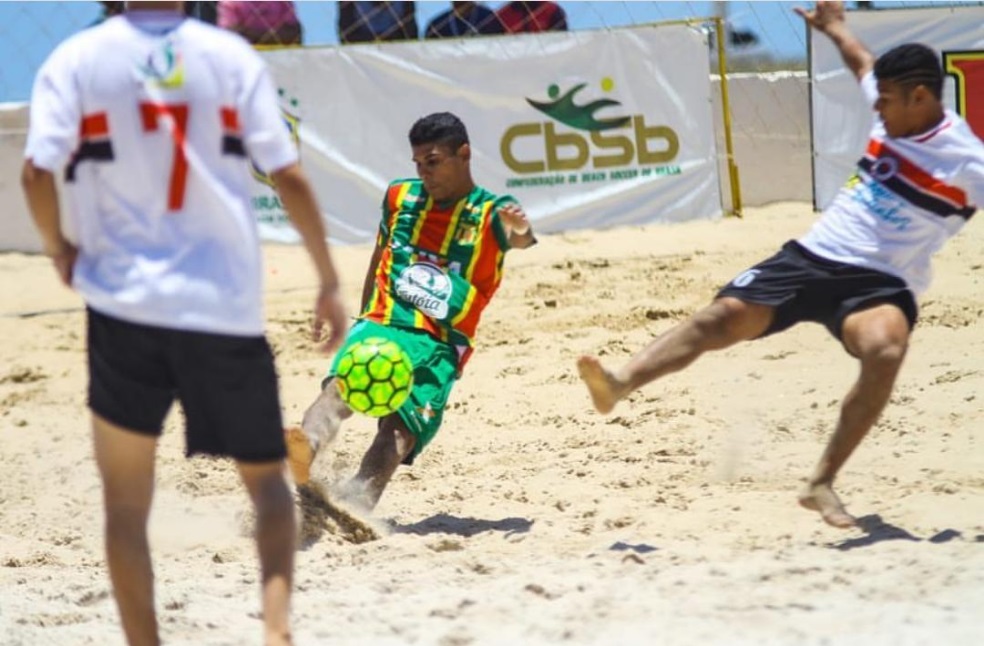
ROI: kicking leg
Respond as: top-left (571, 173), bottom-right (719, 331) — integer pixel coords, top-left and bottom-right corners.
top-left (92, 414), bottom-right (160, 646)
top-left (799, 303), bottom-right (910, 528)
top-left (286, 380), bottom-right (352, 485)
top-left (347, 415), bottom-right (415, 510)
top-left (578, 297), bottom-right (774, 413)
top-left (238, 461), bottom-right (296, 646)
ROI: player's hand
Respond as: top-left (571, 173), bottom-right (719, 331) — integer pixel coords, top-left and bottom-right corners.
top-left (312, 284), bottom-right (348, 354)
top-left (498, 203), bottom-right (531, 236)
top-left (794, 1), bottom-right (846, 33)
top-left (47, 242), bottom-right (78, 288)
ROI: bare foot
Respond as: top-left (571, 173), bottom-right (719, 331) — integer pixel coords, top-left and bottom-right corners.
top-left (798, 482), bottom-right (857, 528)
top-left (284, 426), bottom-right (314, 486)
top-left (576, 355), bottom-right (626, 414)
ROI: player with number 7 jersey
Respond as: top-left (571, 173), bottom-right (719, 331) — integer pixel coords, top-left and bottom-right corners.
top-left (21, 4), bottom-right (347, 645)
top-left (25, 9), bottom-right (300, 336)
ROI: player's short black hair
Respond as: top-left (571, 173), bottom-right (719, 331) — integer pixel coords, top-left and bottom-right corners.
top-left (874, 43), bottom-right (943, 100)
top-left (408, 112), bottom-right (469, 151)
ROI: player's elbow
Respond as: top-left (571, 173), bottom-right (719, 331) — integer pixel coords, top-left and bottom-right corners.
top-left (269, 162), bottom-right (310, 199)
top-left (21, 160), bottom-right (39, 191)
top-left (856, 54), bottom-right (875, 80)
top-left (21, 160), bottom-right (52, 194)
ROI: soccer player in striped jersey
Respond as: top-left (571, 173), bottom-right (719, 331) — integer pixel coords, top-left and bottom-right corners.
top-left (21, 2), bottom-right (347, 644)
top-left (286, 112), bottom-right (536, 510)
top-left (577, 1), bottom-right (984, 529)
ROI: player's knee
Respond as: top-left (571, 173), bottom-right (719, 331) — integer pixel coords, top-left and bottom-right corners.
top-left (305, 379), bottom-right (351, 422)
top-left (689, 306), bottom-right (729, 341)
top-left (300, 383), bottom-right (350, 444)
top-left (396, 428), bottom-right (416, 458)
top-left (378, 417), bottom-right (415, 458)
top-left (691, 299), bottom-right (759, 345)
top-left (860, 335), bottom-right (908, 371)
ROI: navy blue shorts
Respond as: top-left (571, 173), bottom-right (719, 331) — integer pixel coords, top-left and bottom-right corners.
top-left (87, 307), bottom-right (285, 462)
top-left (716, 241), bottom-right (918, 341)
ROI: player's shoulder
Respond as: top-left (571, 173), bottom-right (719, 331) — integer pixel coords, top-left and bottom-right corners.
top-left (42, 15), bottom-right (116, 64)
top-left (938, 111), bottom-right (984, 157)
top-left (387, 178), bottom-right (422, 193)
top-left (383, 178), bottom-right (422, 210)
top-left (472, 185), bottom-right (518, 210)
top-left (182, 18), bottom-right (251, 47)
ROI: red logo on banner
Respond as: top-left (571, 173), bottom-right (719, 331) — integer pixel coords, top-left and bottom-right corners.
top-left (943, 50), bottom-right (984, 138)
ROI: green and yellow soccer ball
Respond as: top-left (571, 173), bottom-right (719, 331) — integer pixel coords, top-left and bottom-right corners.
top-left (335, 337), bottom-right (414, 417)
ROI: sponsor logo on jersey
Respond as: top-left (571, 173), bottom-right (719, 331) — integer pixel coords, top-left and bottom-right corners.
top-left (868, 156), bottom-right (899, 182)
top-left (395, 262), bottom-right (452, 319)
top-left (455, 222), bottom-right (478, 245)
top-left (138, 40), bottom-right (184, 89)
top-left (851, 180), bottom-right (910, 231)
top-left (416, 402), bottom-right (436, 423)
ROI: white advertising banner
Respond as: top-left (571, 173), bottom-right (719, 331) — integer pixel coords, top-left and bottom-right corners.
top-left (259, 25), bottom-right (721, 244)
top-left (810, 6), bottom-right (984, 210)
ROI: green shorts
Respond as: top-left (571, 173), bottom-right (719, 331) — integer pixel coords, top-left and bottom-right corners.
top-left (327, 319), bottom-right (458, 462)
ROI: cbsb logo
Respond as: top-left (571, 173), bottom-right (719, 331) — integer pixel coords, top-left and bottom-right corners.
top-left (943, 50), bottom-right (984, 138)
top-left (499, 77), bottom-right (679, 174)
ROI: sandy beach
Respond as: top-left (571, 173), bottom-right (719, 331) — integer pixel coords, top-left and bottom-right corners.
top-left (1, 202), bottom-right (982, 645)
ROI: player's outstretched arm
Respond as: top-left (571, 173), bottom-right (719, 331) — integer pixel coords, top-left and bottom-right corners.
top-left (795, 1), bottom-right (874, 80)
top-left (498, 203), bottom-right (537, 249)
top-left (271, 162), bottom-right (348, 352)
top-left (21, 160), bottom-right (77, 286)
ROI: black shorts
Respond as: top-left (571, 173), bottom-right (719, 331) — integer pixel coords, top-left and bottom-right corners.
top-left (87, 307), bottom-right (285, 462)
top-left (716, 240), bottom-right (918, 341)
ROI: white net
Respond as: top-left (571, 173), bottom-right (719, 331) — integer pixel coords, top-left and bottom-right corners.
top-left (3, 1), bottom-right (979, 104)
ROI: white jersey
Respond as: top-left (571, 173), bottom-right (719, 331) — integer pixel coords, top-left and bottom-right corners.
top-left (799, 72), bottom-right (984, 295)
top-left (25, 12), bottom-right (298, 336)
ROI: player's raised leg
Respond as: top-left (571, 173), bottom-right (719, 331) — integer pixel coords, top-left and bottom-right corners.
top-left (237, 461), bottom-right (296, 646)
top-left (799, 303), bottom-right (910, 528)
top-left (578, 298), bottom-right (775, 413)
top-left (92, 414), bottom-right (160, 646)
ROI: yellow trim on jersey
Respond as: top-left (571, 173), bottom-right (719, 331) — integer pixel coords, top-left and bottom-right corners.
top-left (438, 200), bottom-right (467, 256)
top-left (392, 182), bottom-right (413, 230)
top-left (410, 194), bottom-right (433, 246)
top-left (379, 182), bottom-right (414, 325)
top-left (462, 202), bottom-right (492, 281)
top-left (380, 248), bottom-right (396, 325)
top-left (451, 286), bottom-right (477, 327)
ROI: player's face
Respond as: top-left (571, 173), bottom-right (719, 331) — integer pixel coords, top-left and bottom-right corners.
top-left (412, 142), bottom-right (470, 202)
top-left (874, 80), bottom-right (918, 138)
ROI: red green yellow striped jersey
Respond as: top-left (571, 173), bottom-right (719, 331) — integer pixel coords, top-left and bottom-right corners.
top-left (361, 179), bottom-right (516, 370)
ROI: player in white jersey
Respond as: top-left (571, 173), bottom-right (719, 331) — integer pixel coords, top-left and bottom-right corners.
top-left (576, 1), bottom-right (984, 529)
top-left (20, 2), bottom-right (347, 645)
